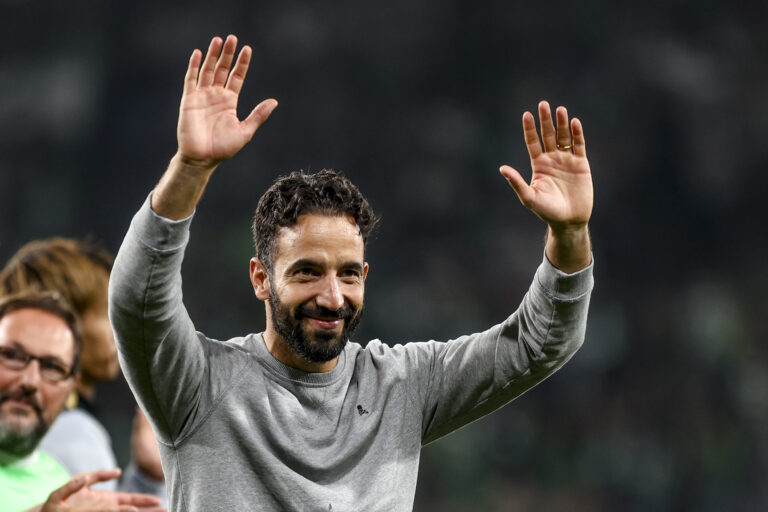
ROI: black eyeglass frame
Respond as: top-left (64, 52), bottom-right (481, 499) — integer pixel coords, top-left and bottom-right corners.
top-left (0, 345), bottom-right (74, 383)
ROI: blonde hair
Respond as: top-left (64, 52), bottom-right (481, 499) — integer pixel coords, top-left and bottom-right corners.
top-left (0, 238), bottom-right (113, 316)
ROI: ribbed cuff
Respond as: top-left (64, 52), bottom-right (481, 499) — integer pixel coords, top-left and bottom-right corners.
top-left (131, 192), bottom-right (194, 252)
top-left (535, 252), bottom-right (594, 301)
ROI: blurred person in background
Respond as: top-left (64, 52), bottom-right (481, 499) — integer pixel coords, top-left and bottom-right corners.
top-left (0, 238), bottom-right (166, 500)
top-left (0, 292), bottom-right (163, 512)
top-left (109, 34), bottom-right (594, 510)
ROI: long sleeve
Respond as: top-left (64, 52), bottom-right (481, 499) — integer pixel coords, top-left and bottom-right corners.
top-left (410, 255), bottom-right (594, 444)
top-left (108, 194), bottom-right (204, 444)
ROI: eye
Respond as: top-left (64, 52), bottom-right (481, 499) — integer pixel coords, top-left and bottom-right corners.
top-left (340, 268), bottom-right (362, 282)
top-left (294, 267), bottom-right (320, 279)
top-left (0, 347), bottom-right (28, 369)
top-left (0, 347), bottom-right (27, 363)
top-left (39, 359), bottom-right (71, 381)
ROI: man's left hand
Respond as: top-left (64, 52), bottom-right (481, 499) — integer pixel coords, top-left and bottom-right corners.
top-left (500, 100), bottom-right (593, 273)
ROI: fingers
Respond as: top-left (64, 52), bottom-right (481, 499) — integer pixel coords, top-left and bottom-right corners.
top-left (185, 35), bottom-right (253, 95)
top-left (225, 45), bottom-right (253, 94)
top-left (183, 49), bottom-right (202, 96)
top-left (79, 468), bottom-right (122, 487)
top-left (556, 106), bottom-right (572, 150)
top-left (47, 476), bottom-right (88, 503)
top-left (114, 492), bottom-right (163, 507)
top-left (530, 100), bottom-right (582, 155)
top-left (538, 101), bottom-right (557, 153)
top-left (571, 117), bottom-right (587, 157)
top-left (243, 99), bottom-right (279, 135)
top-left (522, 111), bottom-right (543, 160)
top-left (213, 35), bottom-right (238, 87)
top-left (197, 37), bottom-right (223, 88)
top-left (499, 165), bottom-right (535, 207)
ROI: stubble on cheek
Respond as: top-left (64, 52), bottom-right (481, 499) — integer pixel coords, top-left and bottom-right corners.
top-left (0, 398), bottom-right (49, 456)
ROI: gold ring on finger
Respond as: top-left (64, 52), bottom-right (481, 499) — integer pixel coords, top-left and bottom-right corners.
top-left (556, 144), bottom-right (572, 151)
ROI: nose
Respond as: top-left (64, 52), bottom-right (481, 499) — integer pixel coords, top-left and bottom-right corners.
top-left (17, 359), bottom-right (42, 389)
top-left (316, 275), bottom-right (345, 311)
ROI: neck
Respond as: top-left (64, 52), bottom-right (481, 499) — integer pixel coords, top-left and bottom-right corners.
top-left (0, 448), bottom-right (32, 466)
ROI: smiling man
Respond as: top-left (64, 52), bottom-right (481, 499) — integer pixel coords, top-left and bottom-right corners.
top-left (0, 302), bottom-right (77, 445)
top-left (109, 35), bottom-right (594, 511)
top-left (0, 293), bottom-right (164, 512)
top-left (250, 173), bottom-right (376, 373)
top-left (0, 294), bottom-right (81, 512)
top-left (0, 239), bottom-right (167, 497)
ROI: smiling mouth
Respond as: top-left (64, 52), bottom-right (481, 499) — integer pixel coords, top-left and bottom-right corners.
top-left (305, 317), bottom-right (344, 329)
top-left (2, 399), bottom-right (38, 415)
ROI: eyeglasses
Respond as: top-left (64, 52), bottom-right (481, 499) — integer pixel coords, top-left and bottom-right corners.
top-left (0, 346), bottom-right (73, 383)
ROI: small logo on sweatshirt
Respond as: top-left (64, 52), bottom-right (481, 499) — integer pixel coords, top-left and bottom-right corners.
top-left (357, 405), bottom-right (369, 416)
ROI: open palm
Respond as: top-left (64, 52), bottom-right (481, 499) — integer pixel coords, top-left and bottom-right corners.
top-left (177, 36), bottom-right (277, 166)
top-left (500, 101), bottom-right (593, 230)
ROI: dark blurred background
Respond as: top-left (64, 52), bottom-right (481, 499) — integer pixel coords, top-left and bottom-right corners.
top-left (1, 0), bottom-right (767, 510)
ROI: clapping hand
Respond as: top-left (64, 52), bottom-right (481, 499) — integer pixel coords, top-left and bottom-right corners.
top-left (38, 469), bottom-right (165, 512)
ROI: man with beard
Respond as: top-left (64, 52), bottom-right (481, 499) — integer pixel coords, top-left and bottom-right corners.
top-left (0, 238), bottom-right (166, 498)
top-left (0, 293), bottom-right (163, 512)
top-left (110, 35), bottom-right (594, 510)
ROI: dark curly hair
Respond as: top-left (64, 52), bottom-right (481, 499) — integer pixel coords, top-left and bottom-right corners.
top-left (252, 170), bottom-right (379, 273)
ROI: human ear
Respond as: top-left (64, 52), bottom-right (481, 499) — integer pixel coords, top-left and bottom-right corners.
top-left (249, 258), bottom-right (271, 300)
top-left (363, 262), bottom-right (369, 281)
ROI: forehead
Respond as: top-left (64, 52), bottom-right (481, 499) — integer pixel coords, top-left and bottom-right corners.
top-left (0, 308), bottom-right (75, 363)
top-left (274, 214), bottom-right (364, 268)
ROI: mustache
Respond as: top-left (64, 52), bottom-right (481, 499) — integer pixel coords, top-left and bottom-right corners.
top-left (0, 388), bottom-right (43, 416)
top-left (295, 303), bottom-right (355, 321)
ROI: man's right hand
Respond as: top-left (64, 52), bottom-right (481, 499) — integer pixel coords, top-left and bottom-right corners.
top-left (152, 34), bottom-right (277, 220)
top-left (177, 34), bottom-right (277, 169)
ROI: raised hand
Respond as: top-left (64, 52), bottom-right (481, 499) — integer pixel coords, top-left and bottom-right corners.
top-left (500, 101), bottom-right (593, 272)
top-left (177, 34), bottom-right (278, 167)
top-left (152, 35), bottom-right (278, 220)
top-left (500, 100), bottom-right (593, 230)
top-left (39, 469), bottom-right (165, 512)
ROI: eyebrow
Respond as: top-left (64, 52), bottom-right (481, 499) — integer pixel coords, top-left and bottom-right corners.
top-left (284, 259), bottom-right (364, 275)
top-left (340, 262), bottom-right (365, 274)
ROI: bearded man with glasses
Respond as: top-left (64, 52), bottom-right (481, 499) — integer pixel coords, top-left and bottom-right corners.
top-left (0, 293), bottom-right (164, 512)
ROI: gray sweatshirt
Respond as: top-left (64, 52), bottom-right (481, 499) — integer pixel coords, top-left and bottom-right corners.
top-left (109, 196), bottom-right (594, 511)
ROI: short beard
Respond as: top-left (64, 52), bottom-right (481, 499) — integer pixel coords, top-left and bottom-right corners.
top-left (0, 391), bottom-right (49, 457)
top-left (269, 291), bottom-right (363, 364)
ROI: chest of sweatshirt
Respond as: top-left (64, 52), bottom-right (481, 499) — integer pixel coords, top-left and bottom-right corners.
top-left (168, 337), bottom-right (424, 475)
